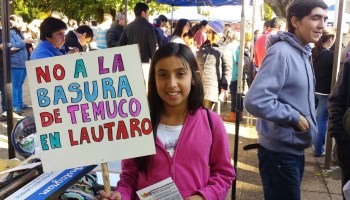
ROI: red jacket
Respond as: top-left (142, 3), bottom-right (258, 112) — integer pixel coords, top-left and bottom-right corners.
top-left (254, 28), bottom-right (279, 68)
top-left (116, 108), bottom-right (235, 199)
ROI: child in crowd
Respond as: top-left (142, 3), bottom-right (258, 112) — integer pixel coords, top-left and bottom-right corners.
top-left (101, 43), bottom-right (235, 200)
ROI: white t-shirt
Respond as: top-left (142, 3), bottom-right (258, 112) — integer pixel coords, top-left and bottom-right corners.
top-left (157, 124), bottom-right (183, 157)
top-left (170, 35), bottom-right (186, 45)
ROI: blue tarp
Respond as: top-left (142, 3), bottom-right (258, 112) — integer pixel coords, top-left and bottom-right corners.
top-left (156, 0), bottom-right (252, 7)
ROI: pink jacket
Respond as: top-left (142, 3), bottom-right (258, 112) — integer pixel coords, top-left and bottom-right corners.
top-left (116, 108), bottom-right (235, 199)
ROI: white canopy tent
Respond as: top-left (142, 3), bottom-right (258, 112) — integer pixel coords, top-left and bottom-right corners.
top-left (208, 5), bottom-right (254, 22)
top-left (163, 7), bottom-right (207, 21)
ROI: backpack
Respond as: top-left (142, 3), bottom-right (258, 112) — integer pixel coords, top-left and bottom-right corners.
top-left (243, 49), bottom-right (254, 80)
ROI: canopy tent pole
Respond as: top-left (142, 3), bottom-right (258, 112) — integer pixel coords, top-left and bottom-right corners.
top-left (324, 0), bottom-right (345, 170)
top-left (250, 0), bottom-right (256, 57)
top-left (1, 0), bottom-right (15, 159)
top-left (171, 4), bottom-right (174, 35)
top-left (124, 0), bottom-right (128, 24)
top-left (232, 0), bottom-right (246, 199)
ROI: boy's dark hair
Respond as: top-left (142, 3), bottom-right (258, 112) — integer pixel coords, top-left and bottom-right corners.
top-left (134, 2), bottom-right (149, 17)
top-left (263, 20), bottom-right (271, 28)
top-left (173, 19), bottom-right (190, 37)
top-left (158, 14), bottom-right (168, 22)
top-left (40, 17), bottom-right (67, 40)
top-left (287, 0), bottom-right (328, 33)
top-left (136, 43), bottom-right (204, 173)
top-left (270, 17), bottom-right (286, 29)
top-left (76, 25), bottom-right (94, 40)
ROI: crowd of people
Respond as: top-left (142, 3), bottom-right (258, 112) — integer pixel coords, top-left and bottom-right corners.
top-left (1, 0), bottom-right (350, 199)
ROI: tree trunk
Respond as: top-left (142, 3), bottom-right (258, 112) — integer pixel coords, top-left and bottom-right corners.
top-left (264, 0), bottom-right (292, 17)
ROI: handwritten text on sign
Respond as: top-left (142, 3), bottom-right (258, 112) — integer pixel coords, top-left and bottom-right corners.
top-left (26, 45), bottom-right (155, 172)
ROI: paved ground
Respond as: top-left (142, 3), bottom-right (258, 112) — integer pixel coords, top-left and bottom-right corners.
top-left (0, 77), bottom-right (344, 199)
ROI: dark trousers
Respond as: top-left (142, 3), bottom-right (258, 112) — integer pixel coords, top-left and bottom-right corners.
top-left (337, 140), bottom-right (350, 199)
top-left (258, 146), bottom-right (305, 200)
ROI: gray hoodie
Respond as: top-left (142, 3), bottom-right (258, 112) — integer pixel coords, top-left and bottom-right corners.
top-left (244, 32), bottom-right (317, 155)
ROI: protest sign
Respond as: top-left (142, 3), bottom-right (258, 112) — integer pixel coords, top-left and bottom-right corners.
top-left (26, 45), bottom-right (156, 172)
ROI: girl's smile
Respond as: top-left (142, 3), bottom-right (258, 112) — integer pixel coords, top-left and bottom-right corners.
top-left (155, 55), bottom-right (192, 112)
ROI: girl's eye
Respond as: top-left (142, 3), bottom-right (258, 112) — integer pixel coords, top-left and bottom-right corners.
top-left (157, 72), bottom-right (167, 78)
top-left (177, 71), bottom-right (186, 77)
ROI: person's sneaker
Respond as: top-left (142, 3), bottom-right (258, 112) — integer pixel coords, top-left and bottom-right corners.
top-left (0, 111), bottom-right (6, 122)
top-left (314, 152), bottom-right (326, 157)
top-left (21, 104), bottom-right (31, 109)
top-left (13, 107), bottom-right (23, 115)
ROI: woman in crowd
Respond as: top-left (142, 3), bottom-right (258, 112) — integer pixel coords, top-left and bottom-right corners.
top-left (223, 30), bottom-right (242, 122)
top-left (170, 19), bottom-right (191, 45)
top-left (31, 17), bottom-right (78, 60)
top-left (312, 28), bottom-right (336, 157)
top-left (193, 20), bottom-right (208, 49)
top-left (9, 14), bottom-right (34, 114)
top-left (196, 21), bottom-right (232, 111)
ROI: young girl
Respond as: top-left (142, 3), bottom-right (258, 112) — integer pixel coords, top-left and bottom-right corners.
top-left (101, 43), bottom-right (235, 200)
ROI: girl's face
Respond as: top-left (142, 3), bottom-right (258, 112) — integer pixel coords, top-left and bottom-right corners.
top-left (183, 22), bottom-right (190, 35)
top-left (155, 55), bottom-right (192, 112)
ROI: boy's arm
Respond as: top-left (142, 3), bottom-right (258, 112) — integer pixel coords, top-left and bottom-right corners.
top-left (244, 48), bottom-right (299, 126)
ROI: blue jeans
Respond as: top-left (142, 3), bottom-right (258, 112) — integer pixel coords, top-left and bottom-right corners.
top-left (0, 70), bottom-right (7, 112)
top-left (258, 146), bottom-right (305, 200)
top-left (314, 94), bottom-right (329, 156)
top-left (11, 68), bottom-right (27, 108)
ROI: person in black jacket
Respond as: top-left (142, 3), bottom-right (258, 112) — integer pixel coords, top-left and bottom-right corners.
top-left (329, 59), bottom-right (350, 199)
top-left (106, 12), bottom-right (125, 48)
top-left (119, 2), bottom-right (157, 63)
top-left (64, 25), bottom-right (93, 52)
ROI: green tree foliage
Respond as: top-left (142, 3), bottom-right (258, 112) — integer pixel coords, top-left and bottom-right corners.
top-left (13, 0), bottom-right (171, 22)
top-left (263, 2), bottom-right (273, 21)
top-left (264, 0), bottom-right (293, 17)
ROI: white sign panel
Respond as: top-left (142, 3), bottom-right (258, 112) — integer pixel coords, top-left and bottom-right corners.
top-left (26, 45), bottom-right (155, 172)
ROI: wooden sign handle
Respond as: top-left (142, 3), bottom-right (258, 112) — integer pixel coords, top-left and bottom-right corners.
top-left (101, 163), bottom-right (111, 195)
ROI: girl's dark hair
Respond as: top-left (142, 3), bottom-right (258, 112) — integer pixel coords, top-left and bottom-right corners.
top-left (135, 43), bottom-right (204, 173)
top-left (173, 19), bottom-right (190, 38)
top-left (312, 28), bottom-right (335, 61)
top-left (40, 17), bottom-right (67, 40)
top-left (76, 25), bottom-right (94, 40)
top-left (287, 0), bottom-right (328, 34)
top-left (199, 20), bottom-right (208, 28)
